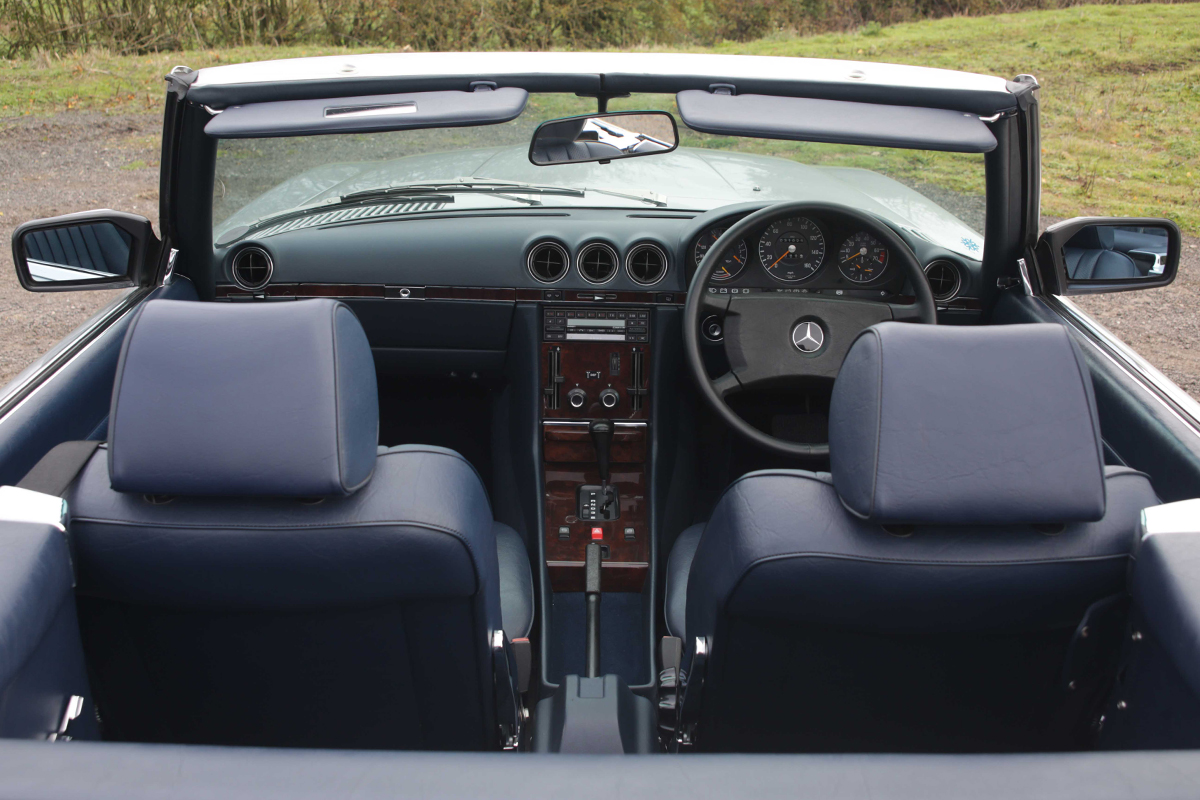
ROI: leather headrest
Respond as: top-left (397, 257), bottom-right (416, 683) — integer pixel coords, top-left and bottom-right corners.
top-left (109, 299), bottom-right (378, 497)
top-left (830, 322), bottom-right (1106, 525)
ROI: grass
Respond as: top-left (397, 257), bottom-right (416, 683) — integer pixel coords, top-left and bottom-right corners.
top-left (1, 3), bottom-right (1198, 231)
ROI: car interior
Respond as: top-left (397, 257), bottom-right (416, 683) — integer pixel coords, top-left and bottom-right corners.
top-left (3, 58), bottom-right (1200, 772)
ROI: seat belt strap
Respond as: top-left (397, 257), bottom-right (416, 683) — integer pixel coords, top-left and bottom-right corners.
top-left (17, 441), bottom-right (102, 497)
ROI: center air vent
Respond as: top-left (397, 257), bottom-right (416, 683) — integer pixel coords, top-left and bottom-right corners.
top-left (626, 242), bottom-right (668, 286)
top-left (577, 242), bottom-right (619, 284)
top-left (231, 246), bottom-right (273, 291)
top-left (527, 240), bottom-right (569, 284)
top-left (924, 260), bottom-right (961, 302)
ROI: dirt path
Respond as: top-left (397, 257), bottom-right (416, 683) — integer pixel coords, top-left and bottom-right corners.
top-left (0, 112), bottom-right (160, 385)
top-left (1, 111), bottom-right (1198, 403)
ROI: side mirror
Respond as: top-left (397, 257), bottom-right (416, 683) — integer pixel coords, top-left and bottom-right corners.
top-left (1037, 217), bottom-right (1181, 295)
top-left (12, 210), bottom-right (158, 292)
top-left (529, 111), bottom-right (678, 166)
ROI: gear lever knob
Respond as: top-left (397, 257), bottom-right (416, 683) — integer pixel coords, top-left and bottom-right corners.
top-left (589, 418), bottom-right (613, 485)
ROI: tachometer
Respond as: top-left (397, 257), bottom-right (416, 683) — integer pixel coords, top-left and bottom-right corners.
top-left (757, 217), bottom-right (825, 283)
top-left (838, 232), bottom-right (889, 283)
top-left (694, 226), bottom-right (749, 281)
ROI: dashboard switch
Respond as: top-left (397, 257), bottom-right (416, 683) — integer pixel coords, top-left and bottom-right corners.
top-left (567, 388), bottom-right (587, 409)
top-left (591, 527), bottom-right (604, 541)
top-left (600, 389), bottom-right (620, 409)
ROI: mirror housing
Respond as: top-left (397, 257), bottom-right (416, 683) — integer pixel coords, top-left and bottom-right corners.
top-left (1037, 217), bottom-right (1181, 295)
top-left (12, 210), bottom-right (159, 292)
top-left (529, 111), bottom-right (678, 166)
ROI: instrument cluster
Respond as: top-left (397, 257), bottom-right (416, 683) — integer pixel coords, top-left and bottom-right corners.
top-left (690, 214), bottom-right (904, 295)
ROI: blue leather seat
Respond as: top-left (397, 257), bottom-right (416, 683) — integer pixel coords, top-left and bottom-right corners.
top-left (666, 322), bottom-right (1159, 753)
top-left (1065, 225), bottom-right (1141, 279)
top-left (65, 298), bottom-right (532, 750)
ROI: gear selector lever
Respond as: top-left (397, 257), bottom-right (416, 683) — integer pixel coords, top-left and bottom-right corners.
top-left (578, 419), bottom-right (619, 521)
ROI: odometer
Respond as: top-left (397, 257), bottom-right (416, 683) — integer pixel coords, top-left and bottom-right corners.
top-left (757, 217), bottom-right (825, 283)
top-left (693, 226), bottom-right (748, 281)
top-left (838, 231), bottom-right (889, 283)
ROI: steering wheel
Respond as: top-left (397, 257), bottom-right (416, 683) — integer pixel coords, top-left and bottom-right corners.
top-left (683, 201), bottom-right (938, 458)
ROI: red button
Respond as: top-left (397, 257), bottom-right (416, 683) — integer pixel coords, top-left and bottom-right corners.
top-left (591, 527), bottom-right (604, 540)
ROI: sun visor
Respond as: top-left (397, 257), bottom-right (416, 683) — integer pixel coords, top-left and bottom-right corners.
top-left (204, 87), bottom-right (528, 138)
top-left (676, 90), bottom-right (997, 153)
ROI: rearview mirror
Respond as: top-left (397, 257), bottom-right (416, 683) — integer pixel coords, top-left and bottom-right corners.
top-left (1037, 217), bottom-right (1181, 295)
top-left (12, 210), bottom-right (158, 292)
top-left (529, 111), bottom-right (678, 166)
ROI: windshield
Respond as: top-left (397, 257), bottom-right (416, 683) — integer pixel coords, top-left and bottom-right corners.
top-left (212, 93), bottom-right (987, 259)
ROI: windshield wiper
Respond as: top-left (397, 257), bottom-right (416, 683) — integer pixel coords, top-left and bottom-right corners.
top-left (340, 180), bottom-right (585, 204)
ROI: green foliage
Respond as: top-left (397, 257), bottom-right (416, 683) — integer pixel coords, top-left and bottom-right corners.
top-left (1, 3), bottom-right (1196, 230)
top-left (3, 0), bottom-right (1192, 56)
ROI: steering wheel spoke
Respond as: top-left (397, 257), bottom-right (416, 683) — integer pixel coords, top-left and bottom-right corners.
top-left (711, 370), bottom-right (742, 399)
top-left (699, 289), bottom-right (731, 316)
top-left (888, 301), bottom-right (926, 322)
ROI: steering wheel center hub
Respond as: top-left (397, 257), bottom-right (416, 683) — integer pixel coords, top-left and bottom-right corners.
top-left (791, 320), bottom-right (826, 354)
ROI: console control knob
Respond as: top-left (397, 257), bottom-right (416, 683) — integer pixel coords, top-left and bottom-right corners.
top-left (599, 388), bottom-right (620, 409)
top-left (568, 388), bottom-right (587, 409)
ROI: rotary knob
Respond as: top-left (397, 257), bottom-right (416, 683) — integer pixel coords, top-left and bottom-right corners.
top-left (567, 388), bottom-right (587, 409)
top-left (599, 388), bottom-right (620, 409)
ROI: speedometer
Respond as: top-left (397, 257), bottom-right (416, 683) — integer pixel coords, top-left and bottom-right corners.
top-left (757, 217), bottom-right (825, 283)
top-left (693, 226), bottom-right (748, 281)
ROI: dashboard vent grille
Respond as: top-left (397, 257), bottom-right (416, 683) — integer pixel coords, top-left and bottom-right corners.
top-left (527, 240), bottom-right (569, 284)
top-left (626, 242), bottom-right (668, 285)
top-left (578, 242), bottom-right (619, 284)
top-left (924, 260), bottom-right (961, 302)
top-left (231, 247), bottom-right (273, 291)
top-left (254, 201), bottom-right (448, 238)
top-left (528, 239), bottom-right (568, 283)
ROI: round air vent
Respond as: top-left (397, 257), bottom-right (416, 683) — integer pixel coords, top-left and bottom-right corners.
top-left (626, 242), bottom-right (668, 286)
top-left (923, 260), bottom-right (961, 302)
top-left (577, 242), bottom-right (619, 284)
top-left (231, 246), bottom-right (273, 291)
top-left (527, 240), bottom-right (569, 284)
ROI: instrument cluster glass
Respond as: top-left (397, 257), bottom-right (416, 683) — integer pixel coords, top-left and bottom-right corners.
top-left (690, 213), bottom-right (905, 293)
top-left (756, 216), bottom-right (826, 283)
top-left (693, 226), bottom-right (749, 281)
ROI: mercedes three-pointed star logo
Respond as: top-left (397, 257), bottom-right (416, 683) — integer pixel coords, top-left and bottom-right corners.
top-left (792, 321), bottom-right (825, 353)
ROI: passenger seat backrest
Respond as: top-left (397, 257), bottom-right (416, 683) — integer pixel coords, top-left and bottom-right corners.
top-left (680, 323), bottom-right (1159, 753)
top-left (67, 299), bottom-right (505, 751)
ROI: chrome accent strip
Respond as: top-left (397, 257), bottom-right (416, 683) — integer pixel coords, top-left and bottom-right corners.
top-left (0, 288), bottom-right (150, 423)
top-left (1050, 295), bottom-right (1200, 436)
top-left (1016, 258), bottom-right (1034, 296)
top-left (542, 420), bottom-right (647, 428)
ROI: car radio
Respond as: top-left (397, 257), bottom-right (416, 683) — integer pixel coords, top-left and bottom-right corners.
top-left (542, 307), bottom-right (649, 343)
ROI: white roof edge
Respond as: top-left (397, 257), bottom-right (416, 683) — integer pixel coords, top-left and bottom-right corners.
top-left (190, 52), bottom-right (1011, 96)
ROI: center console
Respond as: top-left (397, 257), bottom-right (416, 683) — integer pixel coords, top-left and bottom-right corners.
top-left (541, 306), bottom-right (651, 593)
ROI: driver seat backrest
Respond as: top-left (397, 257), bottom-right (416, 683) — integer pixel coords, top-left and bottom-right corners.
top-left (65, 299), bottom-right (507, 751)
top-left (671, 322), bottom-right (1159, 753)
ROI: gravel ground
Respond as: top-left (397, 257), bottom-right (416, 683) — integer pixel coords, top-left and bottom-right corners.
top-left (0, 112), bottom-right (160, 386)
top-left (1, 111), bottom-right (1198, 401)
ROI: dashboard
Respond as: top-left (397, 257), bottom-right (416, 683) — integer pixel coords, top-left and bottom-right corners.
top-left (214, 203), bottom-right (980, 308)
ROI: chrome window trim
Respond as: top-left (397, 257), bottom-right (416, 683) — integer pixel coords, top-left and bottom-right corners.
top-left (1048, 294), bottom-right (1200, 438)
top-left (0, 288), bottom-right (151, 424)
